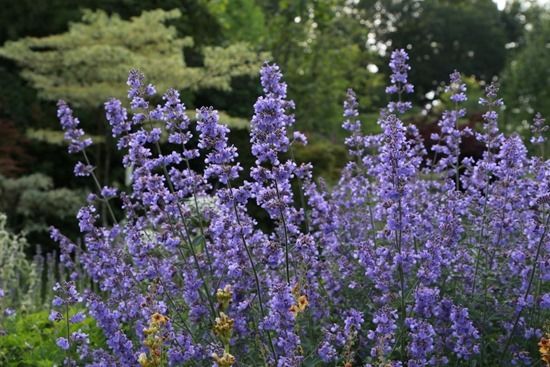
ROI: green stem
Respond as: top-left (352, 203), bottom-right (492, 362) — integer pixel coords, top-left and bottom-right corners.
top-left (82, 150), bottom-right (118, 224)
top-left (289, 146), bottom-right (310, 233)
top-left (273, 181), bottom-right (291, 285)
top-left (183, 158), bottom-right (215, 276)
top-left (65, 294), bottom-right (71, 356)
top-left (227, 183), bottom-right (278, 361)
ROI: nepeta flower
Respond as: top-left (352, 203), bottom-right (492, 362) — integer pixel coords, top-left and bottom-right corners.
top-left (74, 161), bottom-right (93, 177)
top-left (431, 70), bottom-right (469, 180)
top-left (386, 49), bottom-right (414, 113)
top-left (105, 98), bottom-right (130, 138)
top-left (531, 113), bottom-right (548, 145)
top-left (100, 186), bottom-right (117, 199)
top-left (250, 62), bottom-right (295, 165)
top-left (342, 89), bottom-right (365, 158)
top-left (70, 312), bottom-right (86, 323)
top-left (196, 107), bottom-right (241, 184)
top-left (49, 310), bottom-right (62, 322)
top-left (53, 49), bottom-right (549, 366)
top-left (57, 100), bottom-right (92, 154)
top-left (56, 337), bottom-right (70, 350)
top-left (447, 70), bottom-right (467, 103)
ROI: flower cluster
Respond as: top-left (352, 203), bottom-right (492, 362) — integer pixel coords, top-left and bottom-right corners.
top-left (54, 49), bottom-right (549, 367)
top-left (49, 281), bottom-right (90, 364)
top-left (386, 49), bottom-right (414, 114)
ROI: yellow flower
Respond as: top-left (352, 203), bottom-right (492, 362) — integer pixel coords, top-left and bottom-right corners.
top-left (212, 351), bottom-right (236, 367)
top-left (216, 285), bottom-right (233, 311)
top-left (213, 312), bottom-right (234, 341)
top-left (289, 304), bottom-right (300, 317)
top-left (138, 352), bottom-right (149, 367)
top-left (291, 282), bottom-right (301, 298)
top-left (297, 295), bottom-right (309, 311)
top-left (289, 294), bottom-right (309, 317)
top-left (151, 312), bottom-right (168, 326)
top-left (143, 326), bottom-right (156, 335)
top-left (140, 312), bottom-right (169, 367)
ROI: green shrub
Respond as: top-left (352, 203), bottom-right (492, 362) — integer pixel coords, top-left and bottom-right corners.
top-left (0, 309), bottom-right (103, 366)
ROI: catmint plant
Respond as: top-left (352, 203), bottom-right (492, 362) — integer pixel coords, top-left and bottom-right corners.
top-left (53, 49), bottom-right (549, 367)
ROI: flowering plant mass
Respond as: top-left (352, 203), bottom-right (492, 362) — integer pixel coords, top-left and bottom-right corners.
top-left (51, 49), bottom-right (549, 366)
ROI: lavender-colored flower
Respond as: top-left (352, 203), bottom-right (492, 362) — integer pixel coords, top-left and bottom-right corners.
top-left (449, 306), bottom-right (479, 359)
top-left (196, 107), bottom-right (241, 184)
top-left (406, 318), bottom-right (435, 363)
top-left (477, 82), bottom-right (504, 151)
top-left (52, 296), bottom-right (64, 307)
top-left (105, 98), bottom-right (131, 140)
top-left (74, 161), bottom-right (93, 177)
top-left (56, 337), bottom-right (70, 350)
top-left (342, 89), bottom-right (366, 158)
top-left (100, 186), bottom-right (118, 199)
top-left (262, 282), bottom-right (302, 366)
top-left (447, 70), bottom-right (467, 103)
top-left (70, 312), bottom-right (86, 324)
top-left (250, 62), bottom-right (295, 165)
top-left (343, 88), bottom-right (360, 133)
top-left (386, 49), bottom-right (414, 113)
top-left (368, 308), bottom-right (398, 359)
top-left (431, 70), bottom-right (469, 181)
top-left (530, 113), bottom-right (548, 145)
top-left (344, 308), bottom-right (364, 337)
top-left (49, 310), bottom-right (62, 322)
top-left (318, 340), bottom-right (337, 362)
top-left (127, 69), bottom-right (144, 100)
top-left (51, 50), bottom-right (550, 366)
top-left (387, 49), bottom-right (414, 94)
top-left (57, 100), bottom-right (92, 154)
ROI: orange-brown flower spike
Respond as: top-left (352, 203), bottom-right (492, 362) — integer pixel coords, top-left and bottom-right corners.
top-left (289, 304), bottom-right (300, 317)
top-left (539, 336), bottom-right (550, 366)
top-left (151, 312), bottom-right (168, 326)
top-left (297, 295), bottom-right (308, 311)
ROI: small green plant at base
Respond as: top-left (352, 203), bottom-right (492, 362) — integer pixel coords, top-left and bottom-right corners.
top-left (0, 309), bottom-right (103, 366)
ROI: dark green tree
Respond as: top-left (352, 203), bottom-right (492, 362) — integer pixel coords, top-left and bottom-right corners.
top-left (501, 14), bottom-right (550, 133)
top-left (358, 0), bottom-right (508, 100)
top-left (254, 0), bottom-right (385, 136)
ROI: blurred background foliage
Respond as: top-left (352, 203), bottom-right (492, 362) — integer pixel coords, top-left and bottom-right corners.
top-left (0, 9), bottom-right (266, 108)
top-left (0, 0), bottom-right (548, 264)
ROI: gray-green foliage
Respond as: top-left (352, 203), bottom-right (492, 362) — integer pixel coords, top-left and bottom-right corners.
top-left (0, 9), bottom-right (268, 108)
top-left (0, 212), bottom-right (87, 317)
top-left (0, 174), bottom-right (83, 235)
top-left (0, 213), bottom-right (40, 313)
